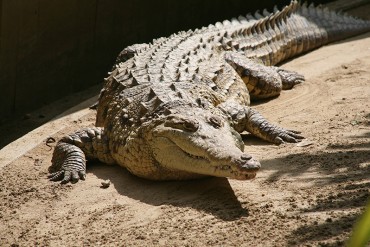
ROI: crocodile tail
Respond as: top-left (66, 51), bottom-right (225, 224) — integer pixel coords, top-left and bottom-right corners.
top-left (280, 1), bottom-right (370, 62)
top-left (298, 2), bottom-right (370, 43)
top-left (238, 1), bottom-right (370, 65)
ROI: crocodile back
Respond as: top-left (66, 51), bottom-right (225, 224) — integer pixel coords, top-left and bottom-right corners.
top-left (96, 1), bottom-right (370, 128)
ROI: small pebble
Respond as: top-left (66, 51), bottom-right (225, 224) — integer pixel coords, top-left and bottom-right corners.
top-left (101, 180), bottom-right (111, 189)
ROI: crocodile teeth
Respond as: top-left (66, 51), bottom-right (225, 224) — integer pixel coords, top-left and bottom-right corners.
top-left (220, 165), bottom-right (231, 170)
top-left (182, 150), bottom-right (208, 161)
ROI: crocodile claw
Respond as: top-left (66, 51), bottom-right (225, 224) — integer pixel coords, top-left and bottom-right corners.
top-left (48, 167), bottom-right (86, 184)
top-left (277, 68), bottom-right (305, 89)
top-left (244, 108), bottom-right (305, 145)
top-left (48, 142), bottom-right (86, 184)
top-left (273, 128), bottom-right (305, 145)
top-left (48, 171), bottom-right (64, 181)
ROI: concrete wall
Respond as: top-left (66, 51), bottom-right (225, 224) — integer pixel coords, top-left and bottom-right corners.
top-left (2, 0), bottom-right (331, 118)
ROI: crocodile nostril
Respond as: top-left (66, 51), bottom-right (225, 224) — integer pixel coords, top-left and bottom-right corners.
top-left (240, 153), bottom-right (252, 160)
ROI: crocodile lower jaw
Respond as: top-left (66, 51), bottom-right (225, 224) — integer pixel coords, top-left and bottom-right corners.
top-left (233, 172), bottom-right (257, 180)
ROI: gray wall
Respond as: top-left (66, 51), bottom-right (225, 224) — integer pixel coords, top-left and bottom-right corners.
top-left (1, 0), bottom-right (301, 118)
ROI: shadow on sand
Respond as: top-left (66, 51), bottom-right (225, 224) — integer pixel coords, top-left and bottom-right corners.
top-left (87, 162), bottom-right (249, 221)
top-left (260, 131), bottom-right (369, 245)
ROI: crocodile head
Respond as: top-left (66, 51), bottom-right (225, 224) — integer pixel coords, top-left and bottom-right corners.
top-left (144, 106), bottom-right (261, 180)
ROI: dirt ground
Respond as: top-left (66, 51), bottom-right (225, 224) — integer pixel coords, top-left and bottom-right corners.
top-left (1, 9), bottom-right (370, 247)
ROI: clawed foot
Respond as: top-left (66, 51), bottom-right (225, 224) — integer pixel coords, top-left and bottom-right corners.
top-left (271, 128), bottom-right (304, 145)
top-left (48, 165), bottom-right (86, 184)
top-left (48, 142), bottom-right (87, 184)
top-left (277, 68), bottom-right (305, 89)
top-left (244, 108), bottom-right (305, 145)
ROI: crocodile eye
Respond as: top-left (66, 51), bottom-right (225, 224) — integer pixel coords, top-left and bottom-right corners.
top-left (164, 116), bottom-right (199, 132)
top-left (208, 116), bottom-right (223, 128)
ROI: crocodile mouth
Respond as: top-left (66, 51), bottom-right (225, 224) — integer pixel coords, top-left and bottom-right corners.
top-left (231, 170), bottom-right (257, 180)
top-left (181, 148), bottom-right (210, 162)
top-left (214, 164), bottom-right (257, 180)
top-left (155, 136), bottom-right (258, 179)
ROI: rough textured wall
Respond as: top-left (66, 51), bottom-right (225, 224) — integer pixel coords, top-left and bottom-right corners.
top-left (1, 0), bottom-right (330, 118)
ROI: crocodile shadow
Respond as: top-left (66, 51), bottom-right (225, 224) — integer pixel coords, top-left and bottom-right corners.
top-left (89, 162), bottom-right (249, 221)
top-left (88, 133), bottom-right (276, 220)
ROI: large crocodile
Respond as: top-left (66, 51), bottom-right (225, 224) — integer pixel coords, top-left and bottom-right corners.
top-left (49, 1), bottom-right (370, 183)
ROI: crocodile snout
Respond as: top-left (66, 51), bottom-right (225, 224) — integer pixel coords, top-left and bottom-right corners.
top-left (235, 153), bottom-right (261, 173)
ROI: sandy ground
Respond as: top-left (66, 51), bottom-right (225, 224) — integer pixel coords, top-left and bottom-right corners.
top-left (1, 12), bottom-right (370, 247)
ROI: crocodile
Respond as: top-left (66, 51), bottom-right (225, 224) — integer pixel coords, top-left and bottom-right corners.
top-left (49, 1), bottom-right (370, 183)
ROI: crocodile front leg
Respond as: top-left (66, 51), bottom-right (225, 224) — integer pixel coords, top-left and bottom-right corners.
top-left (48, 127), bottom-right (115, 184)
top-left (225, 52), bottom-right (304, 99)
top-left (243, 107), bottom-right (304, 144)
top-left (219, 101), bottom-right (304, 144)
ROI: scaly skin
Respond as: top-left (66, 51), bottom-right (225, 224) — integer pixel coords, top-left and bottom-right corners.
top-left (49, 1), bottom-right (370, 183)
